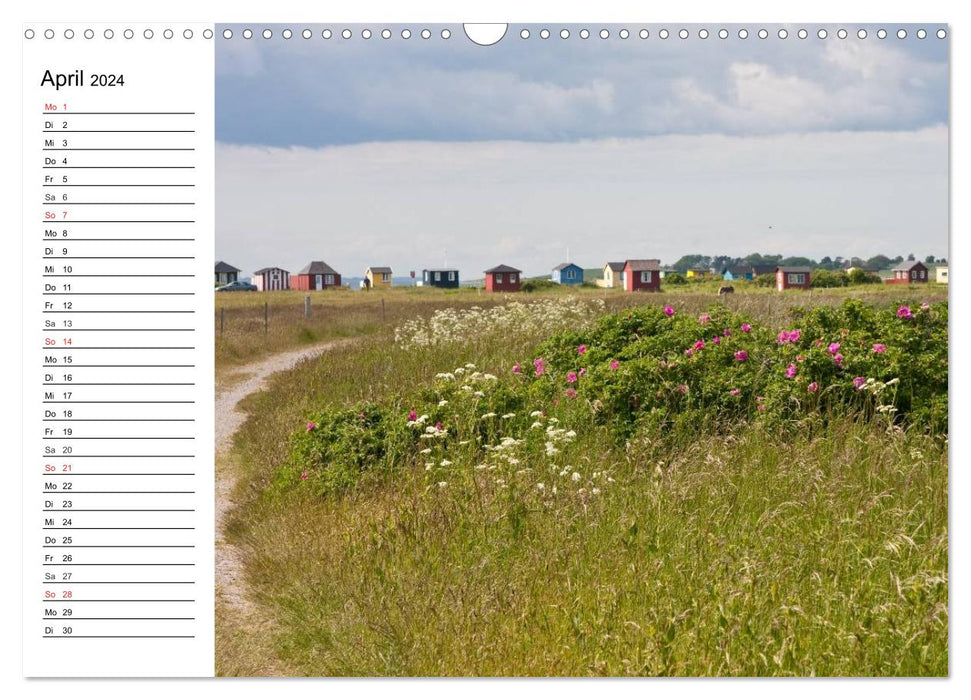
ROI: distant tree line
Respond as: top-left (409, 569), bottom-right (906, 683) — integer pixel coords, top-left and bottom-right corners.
top-left (670, 253), bottom-right (947, 272)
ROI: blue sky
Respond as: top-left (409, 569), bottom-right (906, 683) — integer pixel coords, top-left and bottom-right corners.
top-left (215, 24), bottom-right (949, 277)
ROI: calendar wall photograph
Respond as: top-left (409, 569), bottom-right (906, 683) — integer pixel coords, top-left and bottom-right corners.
top-left (22, 18), bottom-right (950, 681)
top-left (211, 23), bottom-right (949, 677)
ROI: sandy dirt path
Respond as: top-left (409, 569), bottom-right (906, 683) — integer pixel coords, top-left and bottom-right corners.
top-left (214, 340), bottom-right (348, 669)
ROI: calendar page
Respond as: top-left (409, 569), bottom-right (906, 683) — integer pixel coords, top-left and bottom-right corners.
top-left (15, 3), bottom-right (961, 691)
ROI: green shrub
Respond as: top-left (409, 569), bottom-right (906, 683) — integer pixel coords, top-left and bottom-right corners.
top-left (849, 268), bottom-right (884, 285)
top-left (811, 269), bottom-right (849, 288)
top-left (283, 299), bottom-right (947, 497)
top-left (521, 279), bottom-right (559, 292)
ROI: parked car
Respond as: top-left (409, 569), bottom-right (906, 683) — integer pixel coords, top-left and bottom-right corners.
top-left (216, 280), bottom-right (257, 292)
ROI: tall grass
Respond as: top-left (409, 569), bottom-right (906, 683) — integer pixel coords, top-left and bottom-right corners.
top-left (227, 421), bottom-right (946, 676)
top-left (217, 290), bottom-right (947, 677)
top-left (214, 285), bottom-right (946, 368)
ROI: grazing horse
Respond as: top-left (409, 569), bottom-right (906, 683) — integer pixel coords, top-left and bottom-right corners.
top-left (718, 285), bottom-right (735, 296)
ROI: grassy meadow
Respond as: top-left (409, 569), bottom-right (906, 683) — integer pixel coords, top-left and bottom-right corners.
top-left (216, 283), bottom-right (948, 676)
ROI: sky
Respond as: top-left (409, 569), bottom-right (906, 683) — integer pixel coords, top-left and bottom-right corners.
top-left (215, 23), bottom-right (949, 279)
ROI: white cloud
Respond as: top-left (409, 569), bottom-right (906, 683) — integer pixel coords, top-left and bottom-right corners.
top-left (216, 128), bottom-right (948, 279)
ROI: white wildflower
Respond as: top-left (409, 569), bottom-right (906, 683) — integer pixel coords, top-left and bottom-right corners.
top-left (481, 412), bottom-right (497, 419)
top-left (440, 459), bottom-right (452, 467)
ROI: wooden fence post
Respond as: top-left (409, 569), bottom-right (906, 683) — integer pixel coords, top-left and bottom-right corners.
top-left (381, 297), bottom-right (386, 322)
top-left (304, 295), bottom-right (311, 319)
top-left (219, 307), bottom-right (224, 335)
top-left (264, 301), bottom-right (269, 334)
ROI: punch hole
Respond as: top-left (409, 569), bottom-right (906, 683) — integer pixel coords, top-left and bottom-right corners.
top-left (402, 29), bottom-right (412, 39)
top-left (203, 29), bottom-right (213, 39)
top-left (464, 24), bottom-right (507, 46)
top-left (540, 28), bottom-right (550, 39)
top-left (877, 29), bottom-right (887, 39)
top-left (343, 29), bottom-right (353, 39)
top-left (679, 29), bottom-right (689, 39)
top-left (698, 29), bottom-right (709, 39)
top-left (262, 29), bottom-right (272, 39)
top-left (837, 29), bottom-right (847, 39)
top-left (817, 29), bottom-right (828, 39)
top-left (44, 28), bottom-right (54, 39)
top-left (24, 28), bottom-right (34, 39)
top-left (242, 28), bottom-right (252, 39)
top-left (302, 29), bottom-right (311, 39)
top-left (164, 29), bottom-right (174, 39)
top-left (421, 29), bottom-right (431, 39)
top-left (937, 29), bottom-right (946, 39)
top-left (520, 29), bottom-right (529, 39)
top-left (778, 28), bottom-right (788, 39)
top-left (798, 29), bottom-right (808, 39)
top-left (144, 29), bottom-right (154, 39)
top-left (738, 28), bottom-right (748, 39)
top-left (222, 29), bottom-right (232, 39)
top-left (659, 29), bottom-right (669, 39)
top-left (600, 29), bottom-right (609, 39)
top-left (184, 29), bottom-right (194, 39)
top-left (84, 29), bottom-right (94, 39)
top-left (282, 29), bottom-right (292, 39)
top-left (916, 29), bottom-right (926, 39)
top-left (718, 29), bottom-right (728, 39)
top-left (560, 29), bottom-right (570, 39)
top-left (619, 29), bottom-right (629, 39)
top-left (857, 29), bottom-right (867, 39)
top-left (362, 29), bottom-right (372, 39)
top-left (441, 29), bottom-right (451, 39)
top-left (64, 29), bottom-right (74, 39)
top-left (579, 29), bottom-right (589, 39)
top-left (322, 29), bottom-right (332, 39)
top-left (105, 29), bottom-right (114, 39)
top-left (124, 29), bottom-right (134, 39)
top-left (758, 28), bottom-right (768, 39)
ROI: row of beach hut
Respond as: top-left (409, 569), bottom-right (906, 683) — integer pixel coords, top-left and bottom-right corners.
top-left (214, 259), bottom-right (663, 293)
top-left (215, 259), bottom-right (946, 293)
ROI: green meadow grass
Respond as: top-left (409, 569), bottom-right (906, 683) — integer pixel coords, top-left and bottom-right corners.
top-left (217, 289), bottom-right (948, 677)
top-left (214, 283), bottom-right (946, 369)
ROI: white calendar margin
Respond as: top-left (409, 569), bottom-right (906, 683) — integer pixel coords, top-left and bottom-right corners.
top-left (20, 22), bottom-right (215, 678)
top-left (2, 0), bottom-right (965, 697)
